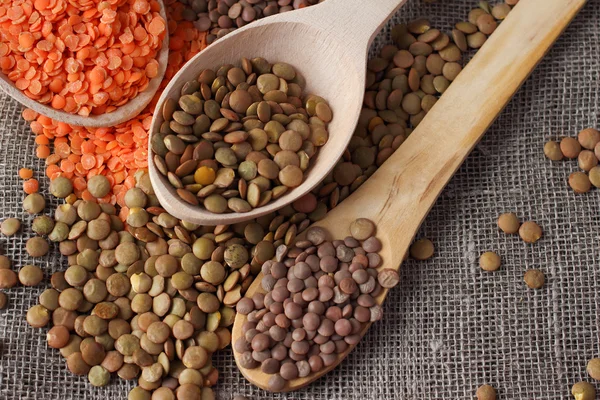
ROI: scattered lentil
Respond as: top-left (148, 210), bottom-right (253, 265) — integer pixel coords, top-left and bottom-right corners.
top-left (572, 381), bottom-right (596, 400)
top-left (569, 172), bottom-right (591, 194)
top-left (0, 269), bottom-right (17, 289)
top-left (26, 237), bottom-right (50, 257)
top-left (544, 141), bottom-right (563, 161)
top-left (23, 193), bottom-right (46, 214)
top-left (50, 177), bottom-right (73, 198)
top-left (476, 384), bottom-right (497, 400)
top-left (523, 269), bottom-right (545, 289)
top-left (497, 213), bottom-right (519, 234)
top-left (479, 252), bottom-right (500, 272)
top-left (519, 221), bottom-right (542, 244)
top-left (409, 238), bottom-right (434, 260)
top-left (560, 137), bottom-right (582, 159)
top-left (587, 358), bottom-right (600, 380)
top-left (0, 292), bottom-right (7, 310)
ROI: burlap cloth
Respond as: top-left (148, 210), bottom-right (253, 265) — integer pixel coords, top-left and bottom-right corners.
top-left (1, 0), bottom-right (599, 398)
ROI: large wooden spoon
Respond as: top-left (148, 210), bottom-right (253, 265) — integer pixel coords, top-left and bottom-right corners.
top-left (232, 0), bottom-right (587, 392)
top-left (149, 0), bottom-right (408, 225)
top-left (0, 0), bottom-right (169, 128)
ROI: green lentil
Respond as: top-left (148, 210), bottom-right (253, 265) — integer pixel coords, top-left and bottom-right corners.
top-left (87, 175), bottom-right (111, 198)
top-left (50, 176), bottom-right (73, 198)
top-left (23, 193), bottom-right (46, 214)
top-left (1, 218), bottom-right (21, 236)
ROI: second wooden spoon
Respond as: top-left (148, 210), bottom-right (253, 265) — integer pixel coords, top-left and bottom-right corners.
top-left (232, 0), bottom-right (587, 392)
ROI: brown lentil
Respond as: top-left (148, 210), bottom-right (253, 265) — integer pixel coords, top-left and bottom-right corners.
top-left (587, 358), bottom-right (600, 380)
top-left (544, 141), bottom-right (563, 161)
top-left (1, 218), bottom-right (21, 236)
top-left (18, 265), bottom-right (44, 286)
top-left (519, 221), bottom-right (542, 244)
top-left (572, 381), bottom-right (596, 400)
top-left (409, 238), bottom-right (434, 260)
top-left (0, 292), bottom-right (7, 310)
top-left (569, 172), bottom-right (591, 194)
top-left (524, 269), bottom-right (545, 289)
top-left (0, 269), bottom-right (18, 289)
top-left (476, 384), bottom-right (497, 400)
top-left (497, 213), bottom-right (520, 234)
top-left (578, 128), bottom-right (600, 150)
top-left (561, 137), bottom-right (582, 159)
top-left (26, 236), bottom-right (50, 257)
top-left (479, 252), bottom-right (501, 272)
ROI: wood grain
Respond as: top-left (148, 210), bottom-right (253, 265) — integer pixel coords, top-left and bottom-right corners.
top-left (232, 0), bottom-right (587, 392)
top-left (148, 0), bottom-right (408, 225)
top-left (0, 0), bottom-right (169, 128)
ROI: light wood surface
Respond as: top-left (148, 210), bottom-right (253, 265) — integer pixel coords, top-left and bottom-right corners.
top-left (148, 0), bottom-right (408, 225)
top-left (0, 0), bottom-right (169, 128)
top-left (232, 0), bottom-right (587, 392)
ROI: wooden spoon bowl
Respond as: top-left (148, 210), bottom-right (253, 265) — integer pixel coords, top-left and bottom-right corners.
top-left (148, 0), bottom-right (407, 226)
top-left (231, 0), bottom-right (586, 392)
top-left (0, 0), bottom-right (169, 128)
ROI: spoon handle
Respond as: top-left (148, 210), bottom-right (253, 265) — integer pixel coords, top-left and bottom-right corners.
top-left (304, 0), bottom-right (408, 53)
top-left (313, 0), bottom-right (587, 269)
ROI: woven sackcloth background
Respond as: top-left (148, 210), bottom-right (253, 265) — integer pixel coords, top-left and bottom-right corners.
top-left (1, 0), bottom-right (600, 399)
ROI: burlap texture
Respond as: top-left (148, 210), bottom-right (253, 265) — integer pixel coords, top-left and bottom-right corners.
top-left (1, 0), bottom-right (600, 398)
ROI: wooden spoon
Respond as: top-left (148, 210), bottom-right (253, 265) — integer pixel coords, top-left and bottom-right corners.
top-left (232, 0), bottom-right (587, 392)
top-left (0, 0), bottom-right (169, 128)
top-left (148, 0), bottom-right (408, 225)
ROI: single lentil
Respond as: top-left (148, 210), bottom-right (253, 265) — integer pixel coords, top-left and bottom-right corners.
top-left (476, 384), bottom-right (497, 400)
top-left (409, 239), bottom-right (434, 260)
top-left (1, 218), bottom-right (21, 236)
top-left (497, 213), bottom-right (519, 234)
top-left (479, 252), bottom-right (501, 272)
top-left (572, 381), bottom-right (596, 400)
top-left (523, 269), bottom-right (545, 289)
top-left (519, 221), bottom-right (542, 244)
top-left (587, 358), bottom-right (600, 380)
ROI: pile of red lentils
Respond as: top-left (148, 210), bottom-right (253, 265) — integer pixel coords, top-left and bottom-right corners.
top-left (18, 0), bottom-right (209, 207)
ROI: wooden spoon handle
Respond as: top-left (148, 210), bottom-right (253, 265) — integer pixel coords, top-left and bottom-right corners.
top-left (314, 0), bottom-right (587, 268)
top-left (302, 0), bottom-right (408, 55)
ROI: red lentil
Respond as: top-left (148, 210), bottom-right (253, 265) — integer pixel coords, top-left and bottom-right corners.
top-left (23, 0), bottom-right (208, 207)
top-left (23, 178), bottom-right (39, 194)
top-left (19, 168), bottom-right (33, 179)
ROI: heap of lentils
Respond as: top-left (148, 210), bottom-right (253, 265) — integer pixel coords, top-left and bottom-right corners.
top-left (187, 0), bottom-right (324, 44)
top-left (152, 58), bottom-right (332, 213)
top-left (544, 128), bottom-right (600, 194)
top-left (233, 219), bottom-right (400, 392)
top-left (21, 171), bottom-right (262, 398)
top-left (0, 1), bottom-right (524, 396)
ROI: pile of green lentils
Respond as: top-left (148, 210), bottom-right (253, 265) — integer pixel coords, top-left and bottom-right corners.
top-left (8, 1), bottom-right (592, 399)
